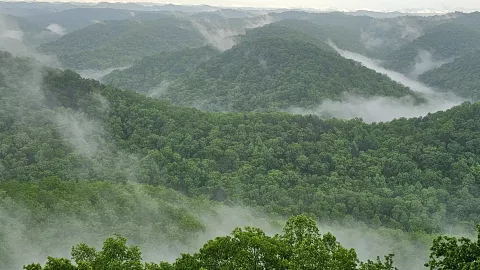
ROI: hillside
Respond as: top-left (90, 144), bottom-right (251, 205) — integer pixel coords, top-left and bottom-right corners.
top-left (4, 8), bottom-right (480, 270)
top-left (0, 180), bottom-right (213, 269)
top-left (3, 51), bottom-right (480, 236)
top-left (102, 46), bottom-right (220, 93)
top-left (419, 50), bottom-right (480, 100)
top-left (38, 17), bottom-right (207, 69)
top-left (241, 20), bottom-right (367, 54)
top-left (382, 22), bottom-right (480, 74)
top-left (360, 15), bottom-right (454, 59)
top-left (161, 37), bottom-right (422, 111)
top-left (4, 49), bottom-right (480, 267)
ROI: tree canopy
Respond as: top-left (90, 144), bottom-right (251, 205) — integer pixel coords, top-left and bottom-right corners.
top-left (112, 36), bottom-right (423, 111)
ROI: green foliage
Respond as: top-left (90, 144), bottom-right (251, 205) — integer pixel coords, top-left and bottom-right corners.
top-left (24, 235), bottom-right (146, 270)
top-left (425, 225), bottom-right (480, 269)
top-left (0, 179), bottom-right (209, 269)
top-left (25, 216), bottom-right (397, 270)
top-left (383, 22), bottom-right (480, 73)
top-left (2, 52), bottom-right (480, 236)
top-left (420, 50), bottom-right (480, 100)
top-left (103, 46), bottom-right (219, 92)
top-left (162, 36), bottom-right (422, 111)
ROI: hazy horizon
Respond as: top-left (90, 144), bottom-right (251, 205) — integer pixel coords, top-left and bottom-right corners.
top-left (3, 0), bottom-right (480, 12)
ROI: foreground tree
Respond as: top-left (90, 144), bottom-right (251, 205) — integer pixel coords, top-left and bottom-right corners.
top-left (425, 225), bottom-right (480, 270)
top-left (25, 215), bottom-right (397, 270)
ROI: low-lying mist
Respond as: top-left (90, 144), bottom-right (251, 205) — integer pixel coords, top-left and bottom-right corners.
top-left (191, 14), bottom-right (275, 51)
top-left (287, 41), bottom-right (465, 123)
top-left (77, 66), bottom-right (131, 81)
top-left (0, 15), bottom-right (60, 67)
top-left (2, 196), bottom-right (437, 270)
top-left (410, 49), bottom-right (450, 77)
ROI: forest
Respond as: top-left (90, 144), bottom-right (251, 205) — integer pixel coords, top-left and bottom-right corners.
top-left (2, 3), bottom-right (480, 269)
top-left (106, 35), bottom-right (422, 111)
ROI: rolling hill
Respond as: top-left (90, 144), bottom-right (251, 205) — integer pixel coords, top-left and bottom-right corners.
top-left (419, 50), bottom-right (480, 100)
top-left (4, 48), bottom-right (480, 267)
top-left (38, 17), bottom-right (207, 69)
top-left (102, 46), bottom-right (220, 94)
top-left (2, 49), bottom-right (480, 237)
top-left (382, 20), bottom-right (480, 74)
top-left (159, 36), bottom-right (423, 111)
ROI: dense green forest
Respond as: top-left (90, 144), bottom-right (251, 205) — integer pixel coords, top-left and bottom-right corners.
top-left (240, 20), bottom-right (368, 54)
top-left (102, 46), bottom-right (219, 93)
top-left (107, 35), bottom-right (422, 111)
top-left (3, 6), bottom-right (480, 269)
top-left (419, 50), bottom-right (480, 100)
top-left (2, 51), bottom-right (480, 235)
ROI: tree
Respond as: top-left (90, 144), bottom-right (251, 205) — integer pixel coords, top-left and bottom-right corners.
top-left (24, 235), bottom-right (147, 270)
top-left (425, 225), bottom-right (480, 270)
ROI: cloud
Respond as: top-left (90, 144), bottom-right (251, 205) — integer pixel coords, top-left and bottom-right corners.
top-left (287, 93), bottom-right (462, 123)
top-left (0, 15), bottom-right (60, 67)
top-left (76, 66), bottom-right (131, 81)
top-left (147, 80), bottom-right (171, 98)
top-left (191, 14), bottom-right (275, 51)
top-left (46, 24), bottom-right (66, 36)
top-left (410, 49), bottom-right (450, 77)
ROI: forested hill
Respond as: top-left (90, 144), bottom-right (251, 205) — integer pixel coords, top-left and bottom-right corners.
top-left (160, 36), bottom-right (422, 111)
top-left (38, 17), bottom-right (206, 69)
top-left (419, 50), bottom-right (480, 100)
top-left (240, 20), bottom-right (367, 54)
top-left (102, 46), bottom-right (220, 94)
top-left (2, 51), bottom-right (480, 237)
top-left (382, 21), bottom-right (480, 74)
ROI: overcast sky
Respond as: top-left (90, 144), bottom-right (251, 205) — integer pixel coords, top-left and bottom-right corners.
top-left (152, 0), bottom-right (480, 11)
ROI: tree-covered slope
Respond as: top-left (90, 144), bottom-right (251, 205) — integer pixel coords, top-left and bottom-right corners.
top-left (242, 20), bottom-right (366, 54)
top-left (3, 51), bottom-right (480, 236)
top-left (359, 14), bottom-right (455, 59)
top-left (0, 179), bottom-right (211, 269)
top-left (162, 37), bottom-right (422, 111)
top-left (419, 50), bottom-right (480, 100)
top-left (382, 22), bottom-right (480, 74)
top-left (38, 17), bottom-right (207, 69)
top-left (102, 46), bottom-right (220, 93)
top-left (272, 11), bottom-right (373, 31)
